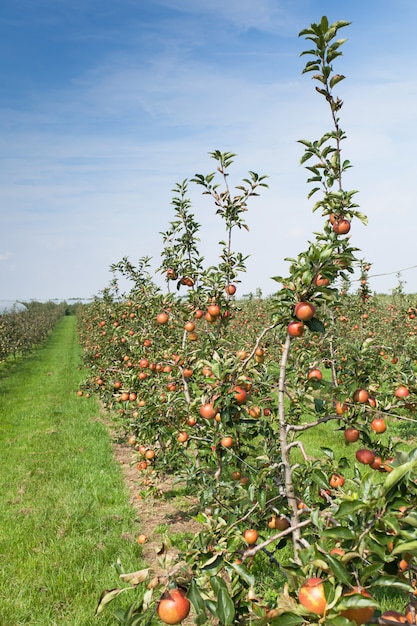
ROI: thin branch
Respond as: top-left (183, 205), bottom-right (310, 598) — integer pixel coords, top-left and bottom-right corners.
top-left (289, 413), bottom-right (342, 432)
top-left (243, 519), bottom-right (312, 559)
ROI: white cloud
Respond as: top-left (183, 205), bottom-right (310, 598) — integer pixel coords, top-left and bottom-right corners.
top-left (2, 1), bottom-right (417, 299)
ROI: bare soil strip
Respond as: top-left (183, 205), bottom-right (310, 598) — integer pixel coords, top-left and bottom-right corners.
top-left (112, 441), bottom-right (201, 577)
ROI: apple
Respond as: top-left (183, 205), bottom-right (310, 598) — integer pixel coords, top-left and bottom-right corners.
top-left (333, 218), bottom-right (351, 235)
top-left (295, 301), bottom-right (316, 321)
top-left (370, 417), bottom-right (386, 433)
top-left (395, 385), bottom-right (410, 398)
top-left (340, 587), bottom-right (374, 625)
top-left (308, 368), bottom-right (322, 381)
top-left (356, 449), bottom-right (376, 465)
top-left (156, 312), bottom-right (169, 324)
top-left (157, 588), bottom-right (190, 625)
top-left (353, 388), bottom-right (369, 403)
top-left (199, 403), bottom-right (217, 419)
top-left (313, 273), bottom-right (330, 287)
top-left (298, 577), bottom-right (326, 615)
top-left (344, 427), bottom-right (359, 443)
top-left (243, 529), bottom-right (258, 545)
top-left (288, 321), bottom-right (304, 337)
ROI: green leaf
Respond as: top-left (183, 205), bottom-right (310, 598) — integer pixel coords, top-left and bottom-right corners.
top-left (202, 554), bottom-right (224, 572)
top-left (300, 152), bottom-right (315, 165)
top-left (392, 539), bottom-right (417, 557)
top-left (398, 528), bottom-right (417, 542)
top-left (229, 561), bottom-right (255, 587)
top-left (325, 554), bottom-right (352, 585)
top-left (187, 579), bottom-right (207, 626)
top-left (360, 561), bottom-right (386, 582)
top-left (210, 576), bottom-right (235, 626)
top-left (335, 500), bottom-right (366, 518)
top-left (353, 211), bottom-right (368, 226)
top-left (226, 535), bottom-right (241, 553)
top-left (113, 607), bottom-right (128, 622)
top-left (325, 617), bottom-right (356, 626)
top-left (383, 459), bottom-right (417, 494)
top-left (305, 317), bottom-right (325, 333)
top-left (369, 575), bottom-right (413, 592)
top-left (336, 593), bottom-right (378, 611)
top-left (401, 514), bottom-right (417, 528)
top-left (258, 488), bottom-right (267, 510)
top-left (311, 468), bottom-right (331, 489)
top-left (322, 527), bottom-right (356, 541)
top-left (307, 187), bottom-right (320, 199)
top-left (268, 613), bottom-right (304, 625)
top-left (321, 447), bottom-right (334, 460)
top-left (314, 398), bottom-right (326, 414)
top-left (365, 537), bottom-right (386, 560)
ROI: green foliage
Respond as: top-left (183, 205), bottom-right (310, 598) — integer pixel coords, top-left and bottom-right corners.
top-left (0, 301), bottom-right (66, 361)
top-left (159, 180), bottom-right (204, 291)
top-left (75, 15), bottom-right (417, 626)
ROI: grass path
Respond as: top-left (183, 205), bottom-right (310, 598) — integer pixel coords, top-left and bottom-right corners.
top-left (0, 316), bottom-right (143, 625)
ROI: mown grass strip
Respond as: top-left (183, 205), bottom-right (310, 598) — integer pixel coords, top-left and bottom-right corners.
top-left (0, 317), bottom-right (142, 625)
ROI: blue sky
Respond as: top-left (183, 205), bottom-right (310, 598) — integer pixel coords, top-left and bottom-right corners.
top-left (1, 0), bottom-right (417, 301)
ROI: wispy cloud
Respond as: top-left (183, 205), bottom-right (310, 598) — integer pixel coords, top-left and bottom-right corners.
top-left (2, 0), bottom-right (417, 299)
top-left (154, 0), bottom-right (298, 33)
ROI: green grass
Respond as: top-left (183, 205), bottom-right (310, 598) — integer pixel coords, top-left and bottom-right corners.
top-left (0, 317), bottom-right (143, 625)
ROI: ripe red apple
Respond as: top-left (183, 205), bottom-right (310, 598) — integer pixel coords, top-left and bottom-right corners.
top-left (356, 449), bottom-right (376, 465)
top-left (288, 321), bottom-right (304, 337)
top-left (156, 312), bottom-right (169, 324)
top-left (352, 388), bottom-right (369, 403)
top-left (329, 474), bottom-right (345, 488)
top-left (344, 427), bottom-right (359, 443)
top-left (370, 417), bottom-right (386, 433)
top-left (199, 403), bottom-right (217, 419)
top-left (243, 529), bottom-right (258, 544)
top-left (335, 401), bottom-right (349, 415)
top-left (298, 577), bottom-right (326, 615)
top-left (268, 515), bottom-right (290, 531)
top-left (207, 304), bottom-right (221, 317)
top-left (313, 274), bottom-right (330, 287)
top-left (333, 218), bottom-right (351, 235)
top-left (295, 301), bottom-right (316, 321)
top-left (367, 395), bottom-right (377, 408)
top-left (165, 269), bottom-right (177, 280)
top-left (395, 385), bottom-right (410, 398)
top-left (233, 386), bottom-right (248, 405)
top-left (308, 368), bottom-right (322, 381)
top-left (157, 588), bottom-right (190, 625)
